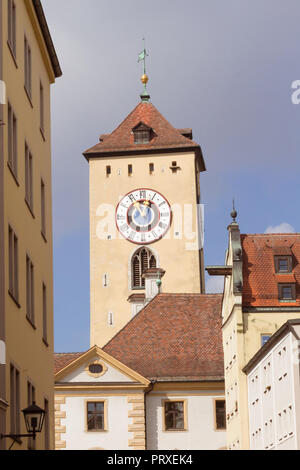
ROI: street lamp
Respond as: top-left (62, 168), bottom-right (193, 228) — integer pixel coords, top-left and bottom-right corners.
top-left (1, 402), bottom-right (45, 450)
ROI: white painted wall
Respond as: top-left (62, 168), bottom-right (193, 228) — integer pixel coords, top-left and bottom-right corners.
top-left (60, 393), bottom-right (131, 450)
top-left (63, 355), bottom-right (135, 383)
top-left (248, 332), bottom-right (299, 450)
top-left (146, 392), bottom-right (227, 450)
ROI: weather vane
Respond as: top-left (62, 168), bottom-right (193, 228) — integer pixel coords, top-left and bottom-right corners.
top-left (138, 38), bottom-right (150, 102)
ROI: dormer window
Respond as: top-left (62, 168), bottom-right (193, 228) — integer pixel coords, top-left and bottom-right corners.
top-left (274, 256), bottom-right (292, 273)
top-left (278, 284), bottom-right (296, 301)
top-left (133, 122), bottom-right (153, 144)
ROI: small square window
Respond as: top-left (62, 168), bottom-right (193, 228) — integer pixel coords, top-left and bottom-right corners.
top-left (106, 166), bottom-right (111, 176)
top-left (278, 284), bottom-right (296, 301)
top-left (261, 335), bottom-right (271, 346)
top-left (275, 256), bottom-right (292, 273)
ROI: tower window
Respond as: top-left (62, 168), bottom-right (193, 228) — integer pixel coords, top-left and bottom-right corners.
top-left (128, 164), bottom-right (133, 176)
top-left (133, 122), bottom-right (153, 144)
top-left (106, 166), bottom-right (111, 176)
top-left (149, 163), bottom-right (154, 174)
top-left (132, 247), bottom-right (157, 289)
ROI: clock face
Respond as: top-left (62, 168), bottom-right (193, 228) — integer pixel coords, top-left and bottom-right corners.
top-left (116, 189), bottom-right (171, 244)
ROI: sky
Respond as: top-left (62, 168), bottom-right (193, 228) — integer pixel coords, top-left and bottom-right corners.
top-left (42, 0), bottom-right (300, 352)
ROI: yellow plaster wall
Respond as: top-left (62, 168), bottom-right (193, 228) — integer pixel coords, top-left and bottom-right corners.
top-left (2, 0), bottom-right (56, 449)
top-left (89, 151), bottom-right (204, 346)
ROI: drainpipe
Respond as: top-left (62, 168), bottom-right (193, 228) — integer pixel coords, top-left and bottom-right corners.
top-left (0, 0), bottom-right (8, 451)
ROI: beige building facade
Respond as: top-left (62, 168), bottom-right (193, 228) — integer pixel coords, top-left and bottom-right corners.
top-left (0, 0), bottom-right (61, 450)
top-left (207, 219), bottom-right (300, 449)
top-left (84, 100), bottom-right (206, 346)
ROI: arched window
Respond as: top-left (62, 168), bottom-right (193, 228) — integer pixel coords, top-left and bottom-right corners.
top-left (132, 247), bottom-right (156, 289)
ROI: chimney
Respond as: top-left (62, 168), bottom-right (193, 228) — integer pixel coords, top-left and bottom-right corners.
top-left (142, 268), bottom-right (166, 303)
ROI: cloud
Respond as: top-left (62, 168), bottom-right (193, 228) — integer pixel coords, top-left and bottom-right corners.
top-left (206, 276), bottom-right (224, 294)
top-left (264, 222), bottom-right (296, 234)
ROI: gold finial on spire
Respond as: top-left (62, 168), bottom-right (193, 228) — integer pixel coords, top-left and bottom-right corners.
top-left (138, 38), bottom-right (150, 102)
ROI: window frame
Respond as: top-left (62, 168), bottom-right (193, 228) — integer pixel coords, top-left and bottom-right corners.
top-left (278, 283), bottom-right (296, 301)
top-left (7, 0), bottom-right (17, 59)
top-left (274, 256), bottom-right (292, 274)
top-left (42, 283), bottom-right (48, 345)
top-left (8, 101), bottom-right (18, 180)
top-left (41, 179), bottom-right (46, 239)
top-left (26, 254), bottom-right (35, 327)
top-left (10, 364), bottom-right (20, 436)
top-left (85, 400), bottom-right (108, 432)
top-left (131, 247), bottom-right (157, 290)
top-left (8, 225), bottom-right (19, 305)
top-left (25, 142), bottom-right (34, 213)
top-left (162, 399), bottom-right (188, 432)
top-left (24, 35), bottom-right (32, 100)
top-left (214, 398), bottom-right (226, 431)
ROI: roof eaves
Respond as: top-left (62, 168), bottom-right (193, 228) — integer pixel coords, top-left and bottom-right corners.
top-left (32, 0), bottom-right (62, 78)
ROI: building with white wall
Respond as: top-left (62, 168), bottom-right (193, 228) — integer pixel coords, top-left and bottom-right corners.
top-left (54, 293), bottom-right (227, 450)
top-left (243, 319), bottom-right (300, 450)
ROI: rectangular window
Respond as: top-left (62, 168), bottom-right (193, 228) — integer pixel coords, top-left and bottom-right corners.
top-left (164, 401), bottom-right (186, 431)
top-left (44, 399), bottom-right (50, 450)
top-left (41, 179), bottom-right (46, 238)
top-left (27, 381), bottom-right (36, 450)
top-left (8, 102), bottom-right (18, 178)
top-left (42, 283), bottom-right (48, 343)
top-left (128, 164), bottom-right (133, 176)
top-left (215, 399), bottom-right (226, 430)
top-left (24, 36), bottom-right (32, 98)
top-left (279, 284), bottom-right (296, 301)
top-left (275, 256), bottom-right (292, 273)
top-left (87, 401), bottom-right (106, 431)
top-left (10, 365), bottom-right (20, 435)
top-left (106, 166), bottom-right (111, 177)
top-left (149, 163), bottom-right (154, 174)
top-left (26, 255), bottom-right (34, 326)
top-left (25, 143), bottom-right (33, 211)
top-left (8, 0), bottom-right (16, 57)
top-left (8, 226), bottom-right (19, 303)
top-left (40, 82), bottom-right (44, 134)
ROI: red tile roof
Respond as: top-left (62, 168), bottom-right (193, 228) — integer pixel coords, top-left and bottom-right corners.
top-left (83, 101), bottom-right (205, 171)
top-left (54, 352), bottom-right (84, 374)
top-left (103, 293), bottom-right (224, 381)
top-left (242, 234), bottom-right (300, 307)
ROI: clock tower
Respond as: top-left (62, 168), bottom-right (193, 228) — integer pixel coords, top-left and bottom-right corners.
top-left (83, 80), bottom-right (206, 346)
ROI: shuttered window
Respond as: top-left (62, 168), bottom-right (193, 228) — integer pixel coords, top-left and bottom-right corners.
top-left (132, 247), bottom-right (156, 289)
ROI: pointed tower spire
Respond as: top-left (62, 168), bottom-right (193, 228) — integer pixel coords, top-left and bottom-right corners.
top-left (138, 38), bottom-right (150, 102)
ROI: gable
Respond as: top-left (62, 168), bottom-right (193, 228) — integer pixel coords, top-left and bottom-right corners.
top-left (62, 354), bottom-right (136, 384)
top-left (55, 346), bottom-right (150, 386)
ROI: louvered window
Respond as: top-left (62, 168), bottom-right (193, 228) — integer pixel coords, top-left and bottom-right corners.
top-left (132, 247), bottom-right (156, 289)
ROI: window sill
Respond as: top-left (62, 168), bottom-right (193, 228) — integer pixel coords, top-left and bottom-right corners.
top-left (279, 299), bottom-right (297, 303)
top-left (24, 86), bottom-right (33, 108)
top-left (40, 127), bottom-right (46, 142)
top-left (7, 162), bottom-right (19, 187)
top-left (8, 290), bottom-right (20, 309)
top-left (25, 199), bottom-right (35, 219)
top-left (86, 429), bottom-right (108, 433)
top-left (163, 429), bottom-right (188, 433)
top-left (26, 316), bottom-right (36, 330)
top-left (7, 41), bottom-right (18, 68)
